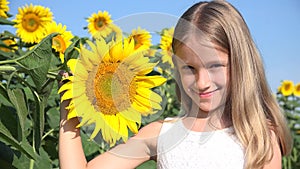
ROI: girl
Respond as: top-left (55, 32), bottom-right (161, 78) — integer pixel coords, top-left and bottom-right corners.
top-left (59, 1), bottom-right (292, 169)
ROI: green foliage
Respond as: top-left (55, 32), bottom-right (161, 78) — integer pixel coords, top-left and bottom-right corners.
top-left (277, 89), bottom-right (300, 169)
top-left (0, 30), bottom-right (66, 168)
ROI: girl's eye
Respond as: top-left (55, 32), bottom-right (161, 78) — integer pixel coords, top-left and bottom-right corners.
top-left (209, 64), bottom-right (224, 69)
top-left (182, 65), bottom-right (195, 70)
top-left (181, 65), bottom-right (195, 73)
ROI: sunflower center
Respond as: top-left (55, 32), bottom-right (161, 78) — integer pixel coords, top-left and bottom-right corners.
top-left (92, 62), bottom-right (136, 115)
top-left (52, 35), bottom-right (66, 53)
top-left (284, 84), bottom-right (292, 91)
top-left (94, 18), bottom-right (106, 30)
top-left (133, 36), bottom-right (142, 49)
top-left (22, 13), bottom-right (40, 32)
top-left (296, 85), bottom-right (300, 92)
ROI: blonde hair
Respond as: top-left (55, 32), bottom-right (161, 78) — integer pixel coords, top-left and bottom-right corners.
top-left (172, 1), bottom-right (292, 168)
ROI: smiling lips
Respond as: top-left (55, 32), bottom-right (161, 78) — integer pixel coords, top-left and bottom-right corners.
top-left (198, 89), bottom-right (218, 98)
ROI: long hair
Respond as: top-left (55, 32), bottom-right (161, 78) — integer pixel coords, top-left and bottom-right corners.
top-left (172, 1), bottom-right (292, 168)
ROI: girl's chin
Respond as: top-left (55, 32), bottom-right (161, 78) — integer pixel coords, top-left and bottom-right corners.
top-left (195, 103), bottom-right (226, 114)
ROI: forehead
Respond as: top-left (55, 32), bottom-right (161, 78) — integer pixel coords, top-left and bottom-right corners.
top-left (174, 38), bottom-right (228, 65)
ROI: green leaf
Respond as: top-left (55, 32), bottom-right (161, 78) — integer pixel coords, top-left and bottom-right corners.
top-left (0, 83), bottom-right (12, 107)
top-left (12, 147), bottom-right (52, 169)
top-left (0, 121), bottom-right (36, 160)
top-left (32, 78), bottom-right (55, 151)
top-left (0, 141), bottom-right (15, 169)
top-left (16, 33), bottom-right (57, 92)
top-left (46, 107), bottom-right (60, 129)
top-left (39, 78), bottom-right (55, 102)
top-left (34, 148), bottom-right (52, 169)
top-left (0, 18), bottom-right (15, 25)
top-left (7, 89), bottom-right (28, 140)
top-left (31, 92), bottom-right (44, 152)
top-left (136, 160), bottom-right (156, 169)
top-left (0, 105), bottom-right (18, 141)
top-left (63, 37), bottom-right (80, 69)
top-left (81, 131), bottom-right (101, 157)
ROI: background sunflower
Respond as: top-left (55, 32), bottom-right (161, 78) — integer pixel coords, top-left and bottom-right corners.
top-left (159, 27), bottom-right (174, 67)
top-left (127, 27), bottom-right (152, 50)
top-left (13, 4), bottom-right (53, 43)
top-left (0, 0), bottom-right (9, 18)
top-left (43, 21), bottom-right (74, 63)
top-left (87, 10), bottom-right (114, 39)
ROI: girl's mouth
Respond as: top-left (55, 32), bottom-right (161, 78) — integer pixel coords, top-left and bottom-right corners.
top-left (198, 89), bottom-right (217, 98)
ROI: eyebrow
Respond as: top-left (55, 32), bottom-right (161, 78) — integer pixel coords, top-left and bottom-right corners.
top-left (175, 55), bottom-right (228, 65)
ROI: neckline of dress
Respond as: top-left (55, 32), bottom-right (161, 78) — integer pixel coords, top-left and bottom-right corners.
top-left (178, 118), bottom-right (233, 135)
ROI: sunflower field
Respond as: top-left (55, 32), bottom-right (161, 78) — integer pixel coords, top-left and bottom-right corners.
top-left (0, 1), bottom-right (299, 169)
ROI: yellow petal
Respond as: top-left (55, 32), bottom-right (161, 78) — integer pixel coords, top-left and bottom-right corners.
top-left (128, 57), bottom-right (152, 71)
top-left (136, 75), bottom-right (166, 88)
top-left (67, 108), bottom-right (78, 119)
top-left (136, 67), bottom-right (154, 75)
top-left (95, 39), bottom-right (109, 63)
top-left (60, 89), bottom-right (73, 102)
top-left (72, 94), bottom-right (90, 109)
top-left (123, 38), bottom-right (135, 58)
top-left (90, 114), bottom-right (104, 139)
top-left (126, 119), bottom-right (139, 134)
top-left (136, 88), bottom-right (162, 102)
top-left (86, 40), bottom-right (98, 56)
top-left (134, 94), bottom-right (161, 110)
top-left (132, 101), bottom-right (151, 113)
top-left (80, 45), bottom-right (95, 70)
top-left (119, 109), bottom-right (141, 123)
top-left (133, 63), bottom-right (157, 75)
top-left (122, 50), bottom-right (142, 65)
top-left (75, 99), bottom-right (91, 115)
top-left (109, 40), bottom-right (123, 62)
top-left (117, 114), bottom-right (129, 141)
top-left (67, 59), bottom-right (78, 73)
top-left (57, 81), bottom-right (72, 94)
top-left (73, 60), bottom-right (88, 79)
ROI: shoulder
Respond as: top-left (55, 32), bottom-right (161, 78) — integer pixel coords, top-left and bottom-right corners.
top-left (135, 117), bottom-right (181, 138)
top-left (134, 120), bottom-right (164, 139)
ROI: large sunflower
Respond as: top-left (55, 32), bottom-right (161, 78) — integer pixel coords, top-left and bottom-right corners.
top-left (127, 27), bottom-right (152, 50)
top-left (13, 4), bottom-right (53, 44)
top-left (59, 37), bottom-right (166, 146)
top-left (87, 11), bottom-right (117, 39)
top-left (43, 21), bottom-right (74, 63)
top-left (0, 0), bottom-right (9, 18)
top-left (160, 27), bottom-right (174, 67)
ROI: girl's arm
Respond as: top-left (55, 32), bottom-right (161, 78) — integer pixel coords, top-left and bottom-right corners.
top-left (59, 100), bottom-right (87, 169)
top-left (59, 99), bottom-right (160, 169)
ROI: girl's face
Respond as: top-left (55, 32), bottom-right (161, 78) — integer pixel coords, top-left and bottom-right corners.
top-left (175, 39), bottom-right (229, 115)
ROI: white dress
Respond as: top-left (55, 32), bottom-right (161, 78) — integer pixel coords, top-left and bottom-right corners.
top-left (157, 118), bottom-right (245, 169)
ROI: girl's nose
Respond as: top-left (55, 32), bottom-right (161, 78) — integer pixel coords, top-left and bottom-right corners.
top-left (195, 68), bottom-right (211, 91)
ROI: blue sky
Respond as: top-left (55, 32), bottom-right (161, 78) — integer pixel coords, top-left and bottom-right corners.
top-left (2, 0), bottom-right (300, 92)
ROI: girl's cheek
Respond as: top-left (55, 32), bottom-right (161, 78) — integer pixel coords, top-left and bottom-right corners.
top-left (181, 75), bottom-right (196, 87)
top-left (208, 69), bottom-right (227, 85)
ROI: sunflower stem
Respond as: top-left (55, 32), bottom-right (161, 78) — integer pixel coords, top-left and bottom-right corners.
top-left (42, 128), bottom-right (55, 140)
top-left (29, 159), bottom-right (34, 169)
top-left (47, 71), bottom-right (60, 80)
top-left (0, 59), bottom-right (17, 65)
top-left (0, 65), bottom-right (17, 72)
